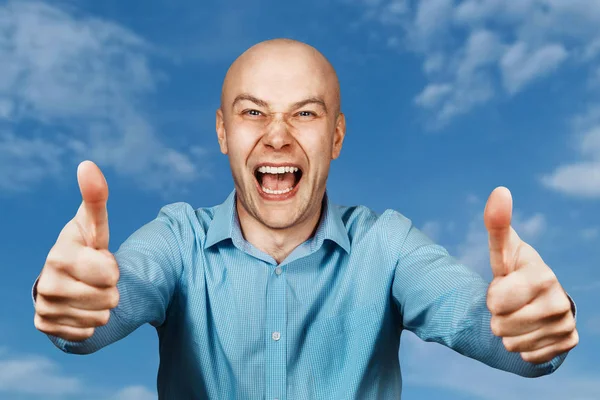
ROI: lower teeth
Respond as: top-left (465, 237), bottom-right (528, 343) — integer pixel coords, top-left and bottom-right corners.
top-left (262, 186), bottom-right (293, 195)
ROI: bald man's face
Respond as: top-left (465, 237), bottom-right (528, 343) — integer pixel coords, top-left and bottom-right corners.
top-left (216, 43), bottom-right (345, 230)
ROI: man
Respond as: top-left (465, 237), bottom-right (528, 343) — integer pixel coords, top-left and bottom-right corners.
top-left (33, 39), bottom-right (578, 399)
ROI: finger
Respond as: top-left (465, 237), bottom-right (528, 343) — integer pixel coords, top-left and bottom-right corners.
top-left (490, 284), bottom-right (572, 336)
top-left (499, 312), bottom-right (576, 352)
top-left (36, 276), bottom-right (120, 311)
top-left (486, 261), bottom-right (551, 315)
top-left (75, 160), bottom-right (109, 249)
top-left (520, 329), bottom-right (579, 364)
top-left (504, 331), bottom-right (571, 353)
top-left (44, 245), bottom-right (119, 289)
top-left (484, 186), bottom-right (516, 277)
top-left (34, 313), bottom-right (95, 342)
top-left (35, 297), bottom-right (112, 328)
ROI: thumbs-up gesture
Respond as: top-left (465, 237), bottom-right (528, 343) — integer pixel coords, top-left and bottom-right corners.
top-left (484, 187), bottom-right (578, 364)
top-left (34, 161), bottom-right (120, 342)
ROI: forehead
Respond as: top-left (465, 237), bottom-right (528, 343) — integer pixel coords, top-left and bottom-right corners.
top-left (225, 47), bottom-right (335, 107)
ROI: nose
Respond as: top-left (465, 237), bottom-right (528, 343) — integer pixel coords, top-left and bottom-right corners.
top-left (262, 115), bottom-right (292, 150)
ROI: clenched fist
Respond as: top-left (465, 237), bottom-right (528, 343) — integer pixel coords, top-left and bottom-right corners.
top-left (484, 187), bottom-right (578, 364)
top-left (34, 161), bottom-right (120, 342)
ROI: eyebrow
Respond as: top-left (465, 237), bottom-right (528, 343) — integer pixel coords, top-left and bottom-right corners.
top-left (231, 94), bottom-right (328, 114)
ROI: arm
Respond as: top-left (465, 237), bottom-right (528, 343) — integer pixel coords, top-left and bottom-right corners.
top-left (41, 204), bottom-right (188, 354)
top-left (390, 217), bottom-right (571, 377)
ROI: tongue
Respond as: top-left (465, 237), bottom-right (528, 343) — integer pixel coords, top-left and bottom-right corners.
top-left (262, 172), bottom-right (295, 191)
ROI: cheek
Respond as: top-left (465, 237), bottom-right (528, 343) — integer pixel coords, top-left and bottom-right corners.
top-left (302, 137), bottom-right (333, 170)
top-left (227, 126), bottom-right (261, 159)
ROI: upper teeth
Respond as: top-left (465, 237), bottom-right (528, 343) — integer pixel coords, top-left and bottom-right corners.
top-left (257, 166), bottom-right (299, 174)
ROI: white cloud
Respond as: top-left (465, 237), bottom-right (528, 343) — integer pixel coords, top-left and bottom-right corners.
top-left (411, 0), bottom-right (454, 50)
top-left (111, 385), bottom-right (156, 400)
top-left (414, 83), bottom-right (452, 108)
top-left (0, 353), bottom-right (81, 396)
top-left (542, 109), bottom-right (600, 198)
top-left (581, 227), bottom-right (599, 241)
top-left (500, 42), bottom-right (568, 94)
top-left (514, 212), bottom-right (547, 238)
top-left (457, 212), bottom-right (491, 278)
top-left (456, 209), bottom-right (547, 280)
top-left (0, 348), bottom-right (156, 399)
top-left (0, 98), bottom-right (13, 119)
top-left (420, 220), bottom-right (442, 241)
top-left (0, 131), bottom-right (66, 193)
top-left (0, 1), bottom-right (207, 194)
top-left (349, 0), bottom-right (600, 126)
top-left (466, 193), bottom-right (480, 204)
top-left (401, 330), bottom-right (600, 400)
top-left (542, 161), bottom-right (600, 198)
top-left (571, 279), bottom-right (600, 293)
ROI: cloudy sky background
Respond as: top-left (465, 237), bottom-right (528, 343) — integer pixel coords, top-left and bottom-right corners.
top-left (1, 0), bottom-right (599, 398)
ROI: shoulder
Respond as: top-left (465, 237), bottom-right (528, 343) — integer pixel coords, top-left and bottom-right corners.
top-left (335, 203), bottom-right (416, 246)
top-left (124, 202), bottom-right (218, 247)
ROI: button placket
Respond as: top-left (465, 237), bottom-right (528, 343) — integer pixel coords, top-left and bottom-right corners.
top-left (265, 263), bottom-right (287, 399)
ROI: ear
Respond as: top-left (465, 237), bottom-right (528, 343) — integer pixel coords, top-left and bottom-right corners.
top-left (216, 108), bottom-right (228, 154)
top-left (331, 112), bottom-right (346, 160)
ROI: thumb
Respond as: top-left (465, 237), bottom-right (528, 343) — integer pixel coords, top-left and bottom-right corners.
top-left (75, 160), bottom-right (109, 249)
top-left (484, 186), bottom-right (514, 277)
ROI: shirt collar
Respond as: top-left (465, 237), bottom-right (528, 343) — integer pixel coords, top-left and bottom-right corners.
top-left (204, 189), bottom-right (350, 254)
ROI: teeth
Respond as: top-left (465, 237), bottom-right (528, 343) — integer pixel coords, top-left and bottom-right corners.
top-left (262, 186), bottom-right (294, 195)
top-left (257, 166), bottom-right (299, 174)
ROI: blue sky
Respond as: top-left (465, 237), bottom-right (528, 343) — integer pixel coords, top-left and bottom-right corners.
top-left (1, 0), bottom-right (599, 398)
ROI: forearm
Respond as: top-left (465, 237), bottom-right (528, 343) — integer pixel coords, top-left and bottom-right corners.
top-left (33, 267), bottom-right (164, 355)
top-left (449, 287), bottom-right (570, 377)
top-left (391, 219), bottom-right (573, 377)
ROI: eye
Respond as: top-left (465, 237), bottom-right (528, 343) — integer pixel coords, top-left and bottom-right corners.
top-left (244, 109), bottom-right (262, 117)
top-left (297, 111), bottom-right (316, 117)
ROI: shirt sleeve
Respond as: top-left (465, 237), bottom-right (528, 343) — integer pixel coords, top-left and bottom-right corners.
top-left (38, 203), bottom-right (192, 355)
top-left (390, 215), bottom-right (571, 378)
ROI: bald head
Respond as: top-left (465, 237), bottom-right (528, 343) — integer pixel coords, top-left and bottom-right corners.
top-left (220, 39), bottom-right (341, 116)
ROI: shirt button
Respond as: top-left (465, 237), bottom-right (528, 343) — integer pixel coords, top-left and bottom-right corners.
top-left (272, 331), bottom-right (281, 341)
top-left (275, 267), bottom-right (282, 275)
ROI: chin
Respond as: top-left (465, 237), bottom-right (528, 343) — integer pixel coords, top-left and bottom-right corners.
top-left (258, 212), bottom-right (299, 230)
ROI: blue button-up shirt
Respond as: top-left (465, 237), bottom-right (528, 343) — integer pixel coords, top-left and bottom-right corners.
top-left (46, 190), bottom-right (568, 399)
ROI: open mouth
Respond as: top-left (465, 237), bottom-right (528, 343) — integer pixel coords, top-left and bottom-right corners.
top-left (253, 164), bottom-right (303, 197)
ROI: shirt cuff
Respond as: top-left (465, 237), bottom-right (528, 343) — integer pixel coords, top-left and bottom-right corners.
top-left (565, 291), bottom-right (577, 321)
top-left (31, 275), bottom-right (40, 306)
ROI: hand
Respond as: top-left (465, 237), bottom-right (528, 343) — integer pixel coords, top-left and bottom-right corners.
top-left (34, 161), bottom-right (120, 342)
top-left (484, 187), bottom-right (578, 364)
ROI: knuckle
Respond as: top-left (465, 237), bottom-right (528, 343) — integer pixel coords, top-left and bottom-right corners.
top-left (557, 295), bottom-right (572, 315)
top-left (537, 269), bottom-right (557, 292)
top-left (520, 352), bottom-right (530, 362)
top-left (490, 317), bottom-right (504, 336)
top-left (487, 295), bottom-right (502, 315)
top-left (34, 315), bottom-right (59, 337)
top-left (34, 302), bottom-right (52, 318)
top-left (521, 352), bottom-right (539, 364)
top-left (33, 313), bottom-right (47, 332)
top-left (70, 328), bottom-right (95, 342)
top-left (83, 327), bottom-right (96, 340)
top-left (560, 317), bottom-right (576, 335)
top-left (36, 276), bottom-right (58, 297)
top-left (568, 329), bottom-right (580, 349)
top-left (107, 289), bottom-right (120, 309)
top-left (105, 266), bottom-right (120, 287)
top-left (45, 247), bottom-right (65, 269)
top-left (96, 310), bottom-right (111, 326)
top-left (502, 337), bottom-right (518, 352)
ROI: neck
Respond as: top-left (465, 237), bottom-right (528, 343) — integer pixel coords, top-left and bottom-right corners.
top-left (236, 197), bottom-right (324, 264)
